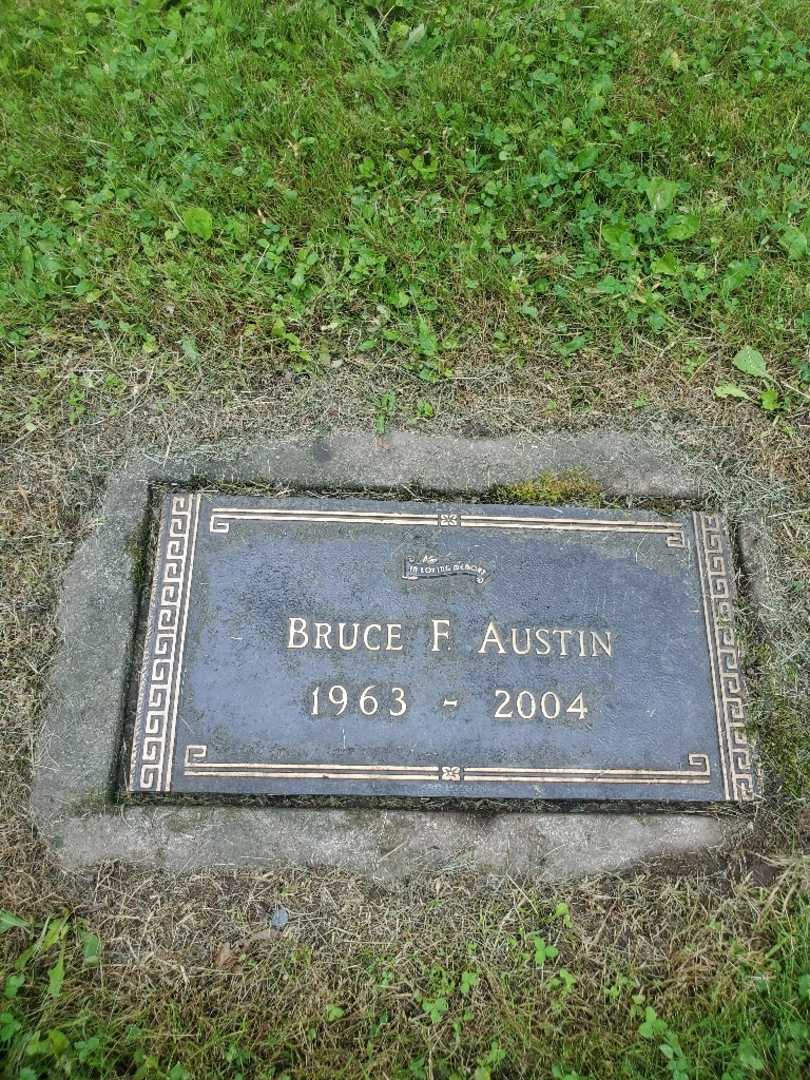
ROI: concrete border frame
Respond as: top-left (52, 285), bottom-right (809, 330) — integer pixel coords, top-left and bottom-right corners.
top-left (32, 432), bottom-right (764, 879)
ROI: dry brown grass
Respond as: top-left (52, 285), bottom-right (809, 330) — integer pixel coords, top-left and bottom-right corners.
top-left (1, 332), bottom-right (809, 1076)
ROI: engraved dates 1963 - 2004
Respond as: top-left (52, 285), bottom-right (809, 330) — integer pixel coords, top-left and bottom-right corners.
top-left (308, 684), bottom-right (589, 722)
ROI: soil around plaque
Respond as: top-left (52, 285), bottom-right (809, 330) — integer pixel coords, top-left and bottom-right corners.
top-left (32, 432), bottom-right (766, 877)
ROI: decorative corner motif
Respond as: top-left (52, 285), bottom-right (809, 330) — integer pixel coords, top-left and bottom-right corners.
top-left (129, 493), bottom-right (201, 793)
top-left (185, 744), bottom-right (209, 768)
top-left (209, 512), bottom-right (232, 534)
top-left (694, 513), bottom-right (757, 802)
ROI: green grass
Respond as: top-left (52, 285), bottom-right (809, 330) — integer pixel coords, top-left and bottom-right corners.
top-left (1, 0), bottom-right (808, 432)
top-left (1, 876), bottom-right (809, 1079)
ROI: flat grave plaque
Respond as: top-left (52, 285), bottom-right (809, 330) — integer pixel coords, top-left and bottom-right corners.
top-left (128, 494), bottom-right (756, 803)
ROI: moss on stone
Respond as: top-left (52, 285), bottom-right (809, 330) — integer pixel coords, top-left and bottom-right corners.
top-left (125, 528), bottom-right (149, 588)
top-left (491, 470), bottom-right (602, 507)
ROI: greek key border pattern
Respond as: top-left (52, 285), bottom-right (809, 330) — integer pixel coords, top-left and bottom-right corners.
top-left (694, 512), bottom-right (756, 801)
top-left (129, 493), bottom-right (201, 793)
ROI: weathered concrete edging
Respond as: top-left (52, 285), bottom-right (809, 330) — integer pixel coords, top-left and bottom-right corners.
top-left (32, 431), bottom-right (762, 878)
